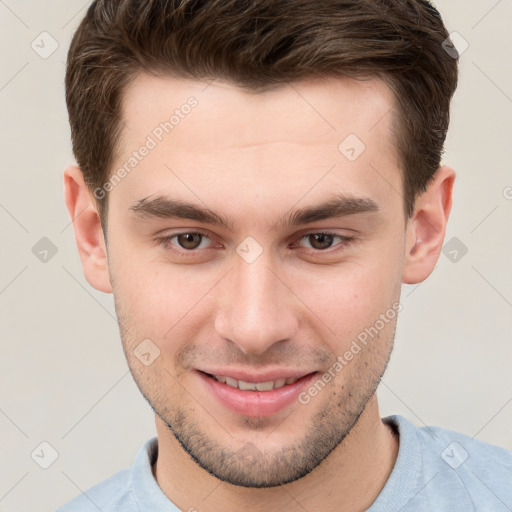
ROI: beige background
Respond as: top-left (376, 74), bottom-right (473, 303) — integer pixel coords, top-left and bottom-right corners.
top-left (1, 1), bottom-right (511, 511)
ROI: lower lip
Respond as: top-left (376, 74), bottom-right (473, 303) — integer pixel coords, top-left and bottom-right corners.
top-left (196, 371), bottom-right (318, 418)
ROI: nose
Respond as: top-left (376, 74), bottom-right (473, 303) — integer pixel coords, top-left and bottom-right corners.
top-left (214, 255), bottom-right (299, 355)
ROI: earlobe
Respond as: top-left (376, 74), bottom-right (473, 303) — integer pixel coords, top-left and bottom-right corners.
top-left (402, 166), bottom-right (455, 284)
top-left (63, 165), bottom-right (112, 293)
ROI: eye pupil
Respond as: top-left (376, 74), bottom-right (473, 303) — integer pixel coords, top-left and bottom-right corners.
top-left (178, 233), bottom-right (202, 250)
top-left (309, 233), bottom-right (334, 250)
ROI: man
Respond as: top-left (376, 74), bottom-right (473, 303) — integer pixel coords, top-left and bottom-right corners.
top-left (58, 0), bottom-right (512, 510)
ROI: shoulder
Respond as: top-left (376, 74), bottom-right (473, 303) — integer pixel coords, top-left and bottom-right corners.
top-left (388, 414), bottom-right (512, 465)
top-left (388, 415), bottom-right (512, 510)
top-left (55, 466), bottom-right (135, 512)
top-left (55, 436), bottom-right (159, 512)
top-left (410, 416), bottom-right (512, 472)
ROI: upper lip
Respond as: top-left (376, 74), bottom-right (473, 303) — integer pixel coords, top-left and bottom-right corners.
top-left (197, 368), bottom-right (316, 383)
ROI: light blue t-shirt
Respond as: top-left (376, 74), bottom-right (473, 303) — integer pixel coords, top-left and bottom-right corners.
top-left (56, 415), bottom-right (512, 511)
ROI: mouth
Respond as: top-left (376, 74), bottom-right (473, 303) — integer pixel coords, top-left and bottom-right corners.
top-left (196, 370), bottom-right (318, 417)
top-left (203, 372), bottom-right (304, 391)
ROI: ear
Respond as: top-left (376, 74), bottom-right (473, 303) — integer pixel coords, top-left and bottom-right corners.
top-left (63, 165), bottom-right (112, 293)
top-left (402, 166), bottom-right (456, 284)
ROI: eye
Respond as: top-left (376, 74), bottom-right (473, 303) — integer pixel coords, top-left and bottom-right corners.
top-left (296, 232), bottom-right (354, 252)
top-left (157, 231), bottom-right (214, 253)
top-left (155, 230), bottom-right (355, 258)
top-left (175, 233), bottom-right (208, 250)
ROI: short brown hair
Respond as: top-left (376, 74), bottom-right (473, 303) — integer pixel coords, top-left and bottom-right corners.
top-left (65, 0), bottom-right (459, 226)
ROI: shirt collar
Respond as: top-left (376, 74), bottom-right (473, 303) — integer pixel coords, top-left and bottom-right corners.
top-left (130, 415), bottom-right (420, 511)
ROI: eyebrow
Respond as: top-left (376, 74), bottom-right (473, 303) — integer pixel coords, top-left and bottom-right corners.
top-left (129, 194), bottom-right (379, 231)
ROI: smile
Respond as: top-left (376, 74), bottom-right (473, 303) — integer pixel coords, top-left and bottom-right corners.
top-left (197, 370), bottom-right (318, 417)
top-left (210, 374), bottom-right (300, 391)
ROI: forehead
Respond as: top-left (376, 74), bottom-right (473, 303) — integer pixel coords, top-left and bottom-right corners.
top-left (120, 72), bottom-right (396, 146)
top-left (110, 73), bottom-right (402, 227)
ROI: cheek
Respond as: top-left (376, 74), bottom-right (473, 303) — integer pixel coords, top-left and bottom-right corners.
top-left (111, 252), bottom-right (219, 342)
top-left (109, 219), bottom-right (404, 349)
top-left (290, 258), bottom-right (401, 350)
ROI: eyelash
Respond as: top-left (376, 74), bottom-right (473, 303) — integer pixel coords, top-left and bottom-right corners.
top-left (155, 230), bottom-right (355, 257)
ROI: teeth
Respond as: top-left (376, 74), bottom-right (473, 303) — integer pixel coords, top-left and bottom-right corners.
top-left (213, 375), bottom-right (300, 390)
top-left (256, 381), bottom-right (274, 391)
top-left (274, 378), bottom-right (286, 388)
top-left (238, 380), bottom-right (257, 391)
top-left (225, 376), bottom-right (238, 388)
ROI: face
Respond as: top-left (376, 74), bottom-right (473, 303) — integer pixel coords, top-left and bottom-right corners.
top-left (105, 74), bottom-right (406, 487)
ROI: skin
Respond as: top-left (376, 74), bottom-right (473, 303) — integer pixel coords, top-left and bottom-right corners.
top-left (64, 73), bottom-right (454, 512)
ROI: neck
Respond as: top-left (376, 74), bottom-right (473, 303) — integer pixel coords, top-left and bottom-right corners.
top-left (153, 394), bottom-right (398, 512)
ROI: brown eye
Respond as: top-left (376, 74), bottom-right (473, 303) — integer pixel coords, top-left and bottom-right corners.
top-left (156, 231), bottom-right (215, 255)
top-left (177, 233), bottom-right (204, 250)
top-left (295, 232), bottom-right (355, 254)
top-left (307, 233), bottom-right (335, 250)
